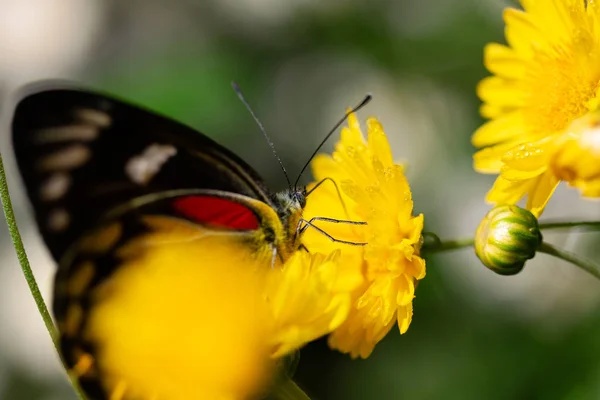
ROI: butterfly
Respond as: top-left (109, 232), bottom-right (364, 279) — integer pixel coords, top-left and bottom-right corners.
top-left (11, 81), bottom-right (369, 399)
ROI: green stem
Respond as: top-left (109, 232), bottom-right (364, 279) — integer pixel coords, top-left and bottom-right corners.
top-left (430, 238), bottom-right (475, 253)
top-left (0, 153), bottom-right (87, 400)
top-left (0, 156), bottom-right (58, 345)
top-left (539, 221), bottom-right (600, 231)
top-left (272, 379), bottom-right (312, 400)
top-left (422, 220), bottom-right (600, 256)
top-left (538, 242), bottom-right (600, 280)
top-left (421, 232), bottom-right (474, 254)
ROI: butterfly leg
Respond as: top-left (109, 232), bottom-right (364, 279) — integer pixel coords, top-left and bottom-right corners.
top-left (298, 218), bottom-right (367, 246)
top-left (271, 245), bottom-right (288, 268)
top-left (298, 243), bottom-right (310, 253)
top-left (300, 216), bottom-right (367, 231)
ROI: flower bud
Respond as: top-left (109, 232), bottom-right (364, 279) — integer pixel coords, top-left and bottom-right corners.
top-left (475, 205), bottom-right (542, 275)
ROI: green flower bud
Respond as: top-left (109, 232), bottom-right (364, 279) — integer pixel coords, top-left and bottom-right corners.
top-left (475, 205), bottom-right (542, 275)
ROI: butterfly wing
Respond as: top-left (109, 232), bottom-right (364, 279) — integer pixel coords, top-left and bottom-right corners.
top-left (11, 83), bottom-right (274, 263)
top-left (11, 84), bottom-right (287, 400)
top-left (54, 189), bottom-right (284, 399)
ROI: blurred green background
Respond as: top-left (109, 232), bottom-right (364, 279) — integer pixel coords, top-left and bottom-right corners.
top-left (1, 0), bottom-right (600, 399)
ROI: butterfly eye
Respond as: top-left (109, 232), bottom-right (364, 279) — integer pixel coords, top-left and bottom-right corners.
top-left (295, 191), bottom-right (307, 208)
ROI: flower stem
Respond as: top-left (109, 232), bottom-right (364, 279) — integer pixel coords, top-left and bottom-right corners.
top-left (431, 238), bottom-right (475, 253)
top-left (421, 232), bottom-right (474, 254)
top-left (539, 221), bottom-right (600, 231)
top-left (0, 155), bottom-right (58, 345)
top-left (422, 220), bottom-right (600, 256)
top-left (272, 379), bottom-right (312, 400)
top-left (0, 153), bottom-right (87, 400)
top-left (538, 242), bottom-right (600, 280)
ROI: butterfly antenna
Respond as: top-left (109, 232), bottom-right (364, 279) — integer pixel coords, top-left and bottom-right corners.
top-left (232, 82), bottom-right (293, 191)
top-left (294, 94), bottom-right (372, 188)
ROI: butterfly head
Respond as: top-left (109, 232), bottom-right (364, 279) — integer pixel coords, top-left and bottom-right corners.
top-left (292, 187), bottom-right (307, 209)
top-left (273, 187), bottom-right (306, 219)
top-left (272, 187), bottom-right (307, 253)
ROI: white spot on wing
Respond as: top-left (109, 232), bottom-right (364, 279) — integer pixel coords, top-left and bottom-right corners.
top-left (125, 144), bottom-right (177, 185)
top-left (34, 125), bottom-right (99, 144)
top-left (47, 208), bottom-right (70, 231)
top-left (37, 144), bottom-right (91, 171)
top-left (74, 109), bottom-right (112, 128)
top-left (39, 173), bottom-right (71, 201)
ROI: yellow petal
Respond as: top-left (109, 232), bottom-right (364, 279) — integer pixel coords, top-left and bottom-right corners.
top-left (501, 142), bottom-right (550, 171)
top-left (395, 275), bottom-right (415, 307)
top-left (526, 171), bottom-right (560, 216)
top-left (486, 176), bottom-right (534, 205)
top-left (473, 140), bottom-right (521, 173)
top-left (579, 180), bottom-right (600, 197)
top-left (546, 111), bottom-right (600, 197)
top-left (310, 153), bottom-right (344, 183)
top-left (267, 251), bottom-right (359, 358)
top-left (504, 8), bottom-right (542, 57)
top-left (347, 110), bottom-right (363, 137)
top-left (339, 125), bottom-right (365, 150)
top-left (477, 76), bottom-right (526, 108)
top-left (484, 43), bottom-right (527, 79)
top-left (480, 103), bottom-right (514, 119)
top-left (472, 111), bottom-right (526, 148)
top-left (397, 302), bottom-right (413, 335)
top-left (500, 164), bottom-right (547, 181)
top-left (406, 256), bottom-right (426, 280)
top-left (367, 118), bottom-right (394, 168)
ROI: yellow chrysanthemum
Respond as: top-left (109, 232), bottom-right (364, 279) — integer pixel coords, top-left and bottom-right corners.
top-left (473, 0), bottom-right (600, 215)
top-left (85, 216), bottom-right (357, 399)
top-left (302, 112), bottom-right (426, 359)
top-left (267, 250), bottom-right (363, 358)
top-left (86, 218), bottom-right (276, 400)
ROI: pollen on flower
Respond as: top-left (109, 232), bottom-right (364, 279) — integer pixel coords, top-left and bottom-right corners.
top-left (302, 111), bottom-right (425, 359)
top-left (525, 49), bottom-right (600, 135)
top-left (473, 0), bottom-right (600, 214)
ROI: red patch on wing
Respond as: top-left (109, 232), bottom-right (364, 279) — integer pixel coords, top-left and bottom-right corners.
top-left (172, 196), bottom-right (260, 230)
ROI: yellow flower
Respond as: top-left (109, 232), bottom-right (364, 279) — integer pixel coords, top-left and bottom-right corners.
top-left (84, 216), bottom-right (357, 400)
top-left (267, 250), bottom-right (362, 358)
top-left (473, 0), bottom-right (600, 216)
top-left (86, 217), bottom-right (277, 400)
top-left (551, 111), bottom-right (600, 196)
top-left (302, 112), bottom-right (426, 359)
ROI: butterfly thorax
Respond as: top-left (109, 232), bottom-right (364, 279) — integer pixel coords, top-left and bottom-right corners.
top-left (272, 187), bottom-right (306, 257)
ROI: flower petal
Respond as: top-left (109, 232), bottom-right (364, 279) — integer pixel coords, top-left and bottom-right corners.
top-left (397, 302), bottom-right (413, 335)
top-left (484, 43), bottom-right (527, 79)
top-left (477, 76), bottom-right (526, 108)
top-left (473, 140), bottom-right (522, 173)
top-left (486, 176), bottom-right (535, 204)
top-left (525, 171), bottom-right (560, 217)
top-left (367, 118), bottom-right (394, 168)
top-left (472, 111), bottom-right (526, 148)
